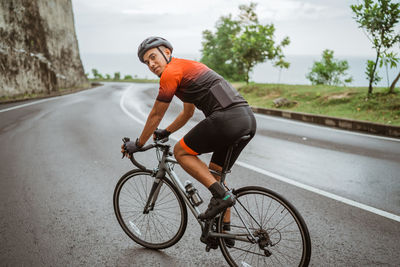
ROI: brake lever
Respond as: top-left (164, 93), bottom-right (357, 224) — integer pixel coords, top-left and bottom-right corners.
top-left (160, 137), bottom-right (169, 143)
top-left (154, 137), bottom-right (169, 143)
top-left (121, 137), bottom-right (130, 159)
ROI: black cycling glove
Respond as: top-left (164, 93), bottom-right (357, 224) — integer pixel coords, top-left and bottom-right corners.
top-left (124, 138), bottom-right (142, 155)
top-left (153, 128), bottom-right (171, 140)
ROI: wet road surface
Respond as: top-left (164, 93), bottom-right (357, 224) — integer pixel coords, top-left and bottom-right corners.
top-left (1, 82), bottom-right (399, 266)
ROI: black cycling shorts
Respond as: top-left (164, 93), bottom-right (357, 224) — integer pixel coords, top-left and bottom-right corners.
top-left (179, 105), bottom-right (256, 169)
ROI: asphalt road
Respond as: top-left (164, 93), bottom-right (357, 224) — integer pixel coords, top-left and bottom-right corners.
top-left (1, 82), bottom-right (399, 266)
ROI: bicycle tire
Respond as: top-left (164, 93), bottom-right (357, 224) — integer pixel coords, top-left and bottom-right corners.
top-left (113, 169), bottom-right (188, 249)
top-left (218, 186), bottom-right (311, 267)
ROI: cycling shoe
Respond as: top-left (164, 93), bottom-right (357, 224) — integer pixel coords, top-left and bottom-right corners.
top-left (198, 191), bottom-right (235, 220)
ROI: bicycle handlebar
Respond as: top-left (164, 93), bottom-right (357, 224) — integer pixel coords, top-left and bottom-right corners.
top-left (123, 137), bottom-right (170, 171)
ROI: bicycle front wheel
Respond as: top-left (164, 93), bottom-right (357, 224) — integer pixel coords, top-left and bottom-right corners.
top-left (113, 169), bottom-right (188, 249)
top-left (218, 186), bottom-right (311, 267)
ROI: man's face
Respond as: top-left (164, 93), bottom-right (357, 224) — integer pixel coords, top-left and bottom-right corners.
top-left (143, 47), bottom-right (170, 77)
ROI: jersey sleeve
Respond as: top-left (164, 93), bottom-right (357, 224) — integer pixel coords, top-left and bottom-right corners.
top-left (157, 66), bottom-right (181, 103)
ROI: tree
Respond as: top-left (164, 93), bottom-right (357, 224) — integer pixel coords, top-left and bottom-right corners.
top-left (380, 51), bottom-right (399, 92)
top-left (306, 49), bottom-right (353, 86)
top-left (201, 15), bottom-right (242, 81)
top-left (201, 2), bottom-right (290, 83)
top-left (383, 48), bottom-right (400, 93)
top-left (274, 55), bottom-right (290, 84)
top-left (351, 0), bottom-right (400, 94)
top-left (91, 68), bottom-right (103, 80)
top-left (390, 70), bottom-right (400, 93)
top-left (113, 72), bottom-right (121, 80)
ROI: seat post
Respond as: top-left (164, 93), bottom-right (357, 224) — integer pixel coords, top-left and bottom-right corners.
top-left (220, 145), bottom-right (234, 185)
top-left (219, 134), bottom-right (251, 186)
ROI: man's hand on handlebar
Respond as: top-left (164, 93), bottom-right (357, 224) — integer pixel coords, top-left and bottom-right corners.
top-left (153, 128), bottom-right (171, 141)
top-left (121, 129), bottom-right (170, 159)
top-left (121, 137), bottom-right (142, 159)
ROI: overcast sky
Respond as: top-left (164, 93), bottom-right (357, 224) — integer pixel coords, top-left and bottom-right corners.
top-left (71, 0), bottom-right (400, 58)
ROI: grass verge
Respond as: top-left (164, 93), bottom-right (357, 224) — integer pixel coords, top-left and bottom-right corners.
top-left (234, 83), bottom-right (400, 126)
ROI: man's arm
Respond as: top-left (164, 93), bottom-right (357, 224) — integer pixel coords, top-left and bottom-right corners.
top-left (165, 102), bottom-right (195, 133)
top-left (137, 100), bottom-right (170, 146)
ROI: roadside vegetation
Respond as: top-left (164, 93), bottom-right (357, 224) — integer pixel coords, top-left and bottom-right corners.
top-left (236, 83), bottom-right (400, 126)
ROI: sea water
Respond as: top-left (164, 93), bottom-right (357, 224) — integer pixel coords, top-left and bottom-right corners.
top-left (81, 53), bottom-right (399, 88)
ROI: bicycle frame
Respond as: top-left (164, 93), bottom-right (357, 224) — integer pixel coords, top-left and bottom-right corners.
top-left (137, 140), bottom-right (259, 244)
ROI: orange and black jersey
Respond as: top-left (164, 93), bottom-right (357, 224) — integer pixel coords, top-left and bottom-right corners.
top-left (158, 57), bottom-right (247, 117)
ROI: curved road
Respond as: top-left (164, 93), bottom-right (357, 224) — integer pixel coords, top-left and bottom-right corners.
top-left (1, 83), bottom-right (399, 266)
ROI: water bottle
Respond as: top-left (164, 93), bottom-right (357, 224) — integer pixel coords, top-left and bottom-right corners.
top-left (184, 180), bottom-right (203, 206)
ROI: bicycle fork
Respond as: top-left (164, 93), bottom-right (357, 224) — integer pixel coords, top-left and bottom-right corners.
top-left (143, 169), bottom-right (165, 214)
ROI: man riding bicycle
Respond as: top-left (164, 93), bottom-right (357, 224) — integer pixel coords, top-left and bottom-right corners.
top-left (122, 36), bottom-right (256, 230)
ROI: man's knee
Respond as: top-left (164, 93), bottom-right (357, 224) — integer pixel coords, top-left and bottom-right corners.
top-left (174, 142), bottom-right (185, 159)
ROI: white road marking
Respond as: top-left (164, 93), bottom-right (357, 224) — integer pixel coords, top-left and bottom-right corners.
top-left (0, 85), bottom-right (99, 113)
top-left (119, 85), bottom-right (145, 125)
top-left (0, 97), bottom-right (58, 113)
top-left (120, 86), bottom-right (400, 222)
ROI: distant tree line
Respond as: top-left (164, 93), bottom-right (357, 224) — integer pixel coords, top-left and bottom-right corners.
top-left (88, 69), bottom-right (135, 81)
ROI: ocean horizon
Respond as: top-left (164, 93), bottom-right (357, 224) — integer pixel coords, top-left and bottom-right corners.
top-left (80, 53), bottom-right (399, 88)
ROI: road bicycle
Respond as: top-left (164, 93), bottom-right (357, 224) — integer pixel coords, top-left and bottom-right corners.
top-left (114, 135), bottom-right (311, 266)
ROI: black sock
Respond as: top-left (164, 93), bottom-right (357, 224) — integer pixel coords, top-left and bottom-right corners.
top-left (208, 182), bottom-right (226, 198)
top-left (223, 222), bottom-right (231, 231)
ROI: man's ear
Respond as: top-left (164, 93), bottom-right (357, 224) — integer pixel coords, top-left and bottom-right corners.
top-left (164, 48), bottom-right (171, 57)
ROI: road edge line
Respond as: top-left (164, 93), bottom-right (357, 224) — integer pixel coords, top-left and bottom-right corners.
top-left (0, 97), bottom-right (58, 113)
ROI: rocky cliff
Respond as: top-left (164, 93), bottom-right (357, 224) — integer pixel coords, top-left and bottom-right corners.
top-left (0, 0), bottom-right (88, 97)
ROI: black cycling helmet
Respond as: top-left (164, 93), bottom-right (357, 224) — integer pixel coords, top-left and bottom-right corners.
top-left (137, 36), bottom-right (173, 63)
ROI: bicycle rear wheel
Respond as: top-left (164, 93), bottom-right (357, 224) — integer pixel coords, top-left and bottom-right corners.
top-left (113, 169), bottom-right (188, 249)
top-left (218, 186), bottom-right (311, 267)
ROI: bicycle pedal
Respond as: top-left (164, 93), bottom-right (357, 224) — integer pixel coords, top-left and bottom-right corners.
top-left (205, 243), bottom-right (218, 252)
top-left (200, 235), bottom-right (207, 244)
top-left (200, 236), bottom-right (219, 250)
